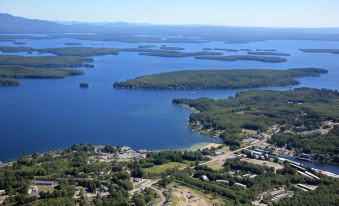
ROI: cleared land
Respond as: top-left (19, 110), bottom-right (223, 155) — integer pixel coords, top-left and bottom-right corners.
top-left (143, 162), bottom-right (188, 174)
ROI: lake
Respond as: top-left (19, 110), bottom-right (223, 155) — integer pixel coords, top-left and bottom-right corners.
top-left (0, 38), bottom-right (339, 162)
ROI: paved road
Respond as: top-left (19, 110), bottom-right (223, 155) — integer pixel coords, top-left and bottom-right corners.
top-left (199, 138), bottom-right (267, 167)
top-left (130, 136), bottom-right (269, 197)
top-left (130, 179), bottom-right (160, 195)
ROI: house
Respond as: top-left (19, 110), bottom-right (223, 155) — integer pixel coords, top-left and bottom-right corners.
top-left (32, 180), bottom-right (54, 186)
top-left (28, 186), bottom-right (39, 196)
top-left (133, 178), bottom-right (144, 183)
top-left (0, 195), bottom-right (9, 204)
top-left (216, 180), bottom-right (229, 185)
top-left (200, 175), bottom-right (209, 182)
top-left (234, 182), bottom-right (247, 189)
top-left (250, 174), bottom-right (258, 179)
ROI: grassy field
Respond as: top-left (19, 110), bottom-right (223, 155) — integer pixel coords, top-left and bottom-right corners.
top-left (169, 183), bottom-right (224, 206)
top-left (143, 162), bottom-right (187, 174)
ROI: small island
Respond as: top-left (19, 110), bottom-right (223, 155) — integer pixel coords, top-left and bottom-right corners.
top-left (247, 51), bottom-right (291, 56)
top-left (113, 68), bottom-right (327, 90)
top-left (64, 42), bottom-right (82, 46)
top-left (214, 48), bottom-right (239, 52)
top-left (159, 46), bottom-right (185, 50)
top-left (79, 82), bottom-right (89, 88)
top-left (196, 55), bottom-right (287, 63)
top-left (138, 45), bottom-right (157, 48)
top-left (139, 51), bottom-right (223, 57)
top-left (13, 42), bottom-right (26, 45)
top-left (299, 49), bottom-right (339, 54)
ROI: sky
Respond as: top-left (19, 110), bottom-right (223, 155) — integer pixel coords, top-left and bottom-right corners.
top-left (1, 0), bottom-right (339, 28)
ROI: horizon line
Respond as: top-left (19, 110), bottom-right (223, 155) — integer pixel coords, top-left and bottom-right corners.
top-left (3, 12), bottom-right (339, 30)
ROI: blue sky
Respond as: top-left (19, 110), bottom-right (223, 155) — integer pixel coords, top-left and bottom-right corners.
top-left (1, 0), bottom-right (339, 27)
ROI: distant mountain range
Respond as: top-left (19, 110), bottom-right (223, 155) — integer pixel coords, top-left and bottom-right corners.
top-left (1, 13), bottom-right (339, 42)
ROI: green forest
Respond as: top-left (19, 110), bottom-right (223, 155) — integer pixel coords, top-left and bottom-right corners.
top-left (0, 55), bottom-right (93, 68)
top-left (173, 88), bottom-right (339, 151)
top-left (37, 47), bottom-right (120, 57)
top-left (113, 68), bottom-right (327, 90)
top-left (269, 125), bottom-right (339, 164)
top-left (0, 65), bottom-right (84, 86)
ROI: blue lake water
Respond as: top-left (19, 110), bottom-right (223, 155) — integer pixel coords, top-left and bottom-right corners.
top-left (0, 39), bottom-right (338, 163)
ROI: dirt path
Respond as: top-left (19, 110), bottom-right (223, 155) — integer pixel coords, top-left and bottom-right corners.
top-left (171, 187), bottom-right (209, 206)
top-left (151, 186), bottom-right (166, 206)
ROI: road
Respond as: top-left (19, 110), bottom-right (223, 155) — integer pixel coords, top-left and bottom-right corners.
top-left (199, 137), bottom-right (268, 167)
top-left (130, 179), bottom-right (160, 196)
top-left (151, 186), bottom-right (166, 206)
top-left (130, 136), bottom-right (269, 197)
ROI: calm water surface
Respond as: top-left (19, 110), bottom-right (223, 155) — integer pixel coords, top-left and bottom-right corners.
top-left (0, 39), bottom-right (338, 162)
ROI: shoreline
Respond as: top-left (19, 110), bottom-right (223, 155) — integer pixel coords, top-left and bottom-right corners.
top-left (178, 142), bottom-right (223, 151)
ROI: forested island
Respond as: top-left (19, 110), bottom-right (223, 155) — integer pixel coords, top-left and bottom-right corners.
top-left (299, 49), bottom-right (339, 54)
top-left (0, 55), bottom-right (93, 68)
top-left (0, 46), bottom-right (34, 52)
top-left (0, 54), bottom-right (89, 86)
top-left (0, 66), bottom-right (84, 86)
top-left (37, 47), bottom-right (120, 57)
top-left (159, 46), bottom-right (184, 50)
top-left (64, 43), bottom-right (82, 46)
top-left (113, 68), bottom-right (327, 90)
top-left (214, 48), bottom-right (239, 52)
top-left (247, 51), bottom-right (291, 56)
top-left (173, 88), bottom-right (339, 161)
top-left (139, 51), bottom-right (223, 57)
top-left (196, 55), bottom-right (287, 63)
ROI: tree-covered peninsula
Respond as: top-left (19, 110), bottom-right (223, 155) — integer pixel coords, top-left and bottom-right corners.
top-left (113, 68), bottom-right (327, 90)
top-left (196, 55), bottom-right (287, 63)
top-left (173, 88), bottom-right (339, 159)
